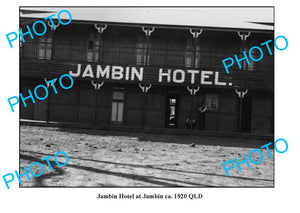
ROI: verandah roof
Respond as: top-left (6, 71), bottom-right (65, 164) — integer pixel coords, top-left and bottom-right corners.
top-left (20, 7), bottom-right (274, 33)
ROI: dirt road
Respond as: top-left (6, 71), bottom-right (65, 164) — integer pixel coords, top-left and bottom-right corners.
top-left (20, 125), bottom-right (274, 187)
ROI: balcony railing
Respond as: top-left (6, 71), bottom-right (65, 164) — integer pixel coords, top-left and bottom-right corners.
top-left (20, 42), bottom-right (274, 72)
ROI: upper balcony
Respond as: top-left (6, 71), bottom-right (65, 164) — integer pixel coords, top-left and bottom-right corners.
top-left (20, 41), bottom-right (273, 70)
top-left (20, 25), bottom-right (274, 91)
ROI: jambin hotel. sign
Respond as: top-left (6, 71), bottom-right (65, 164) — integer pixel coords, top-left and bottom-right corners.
top-left (69, 64), bottom-right (233, 86)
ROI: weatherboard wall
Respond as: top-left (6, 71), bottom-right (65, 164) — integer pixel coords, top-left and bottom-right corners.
top-left (20, 23), bottom-right (274, 135)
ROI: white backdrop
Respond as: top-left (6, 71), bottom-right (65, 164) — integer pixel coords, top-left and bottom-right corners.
top-left (0, 1), bottom-right (298, 212)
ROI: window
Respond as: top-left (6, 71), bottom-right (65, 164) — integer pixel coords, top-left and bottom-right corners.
top-left (205, 94), bottom-right (219, 112)
top-left (240, 47), bottom-right (254, 71)
top-left (195, 46), bottom-right (200, 68)
top-left (38, 33), bottom-right (53, 59)
top-left (185, 39), bottom-right (193, 67)
top-left (111, 89), bottom-right (125, 123)
top-left (185, 38), bottom-right (200, 68)
top-left (87, 32), bottom-right (100, 62)
top-left (136, 36), bottom-right (149, 65)
top-left (246, 47), bottom-right (255, 71)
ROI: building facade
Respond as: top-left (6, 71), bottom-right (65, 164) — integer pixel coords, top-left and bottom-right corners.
top-left (20, 10), bottom-right (274, 135)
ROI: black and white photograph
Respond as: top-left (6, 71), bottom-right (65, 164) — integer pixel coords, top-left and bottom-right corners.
top-left (18, 7), bottom-right (275, 187)
top-left (3, 0), bottom-right (300, 212)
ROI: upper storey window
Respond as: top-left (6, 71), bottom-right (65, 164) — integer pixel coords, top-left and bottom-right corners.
top-left (21, 30), bottom-right (53, 60)
top-left (87, 32), bottom-right (100, 62)
top-left (37, 32), bottom-right (53, 60)
top-left (185, 38), bottom-right (200, 68)
top-left (136, 35), bottom-right (149, 66)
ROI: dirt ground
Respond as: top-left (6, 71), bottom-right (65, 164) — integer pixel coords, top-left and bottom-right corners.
top-left (19, 125), bottom-right (274, 187)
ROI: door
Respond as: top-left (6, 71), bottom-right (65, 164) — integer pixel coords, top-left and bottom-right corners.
top-left (111, 88), bottom-right (125, 124)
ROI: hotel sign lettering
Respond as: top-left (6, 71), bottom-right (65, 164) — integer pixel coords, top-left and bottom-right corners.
top-left (69, 64), bottom-right (233, 87)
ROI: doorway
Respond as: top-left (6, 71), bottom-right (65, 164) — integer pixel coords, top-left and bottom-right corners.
top-left (165, 92), bottom-right (179, 128)
top-left (240, 96), bottom-right (252, 132)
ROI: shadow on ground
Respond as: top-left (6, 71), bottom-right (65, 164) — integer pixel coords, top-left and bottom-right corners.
top-left (20, 154), bottom-right (66, 187)
top-left (53, 127), bottom-right (274, 149)
top-left (20, 150), bottom-right (273, 188)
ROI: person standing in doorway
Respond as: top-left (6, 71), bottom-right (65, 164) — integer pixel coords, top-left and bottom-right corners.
top-left (198, 101), bottom-right (207, 130)
top-left (185, 115), bottom-right (196, 129)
